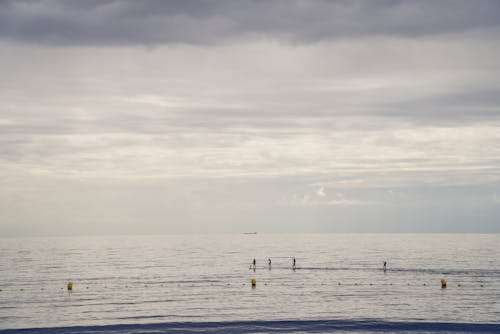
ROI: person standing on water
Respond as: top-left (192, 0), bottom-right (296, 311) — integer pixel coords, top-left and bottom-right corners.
top-left (383, 261), bottom-right (387, 271)
top-left (253, 258), bottom-right (256, 269)
top-left (292, 257), bottom-right (296, 269)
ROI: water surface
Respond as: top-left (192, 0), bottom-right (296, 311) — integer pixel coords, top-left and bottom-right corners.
top-left (0, 234), bottom-right (499, 332)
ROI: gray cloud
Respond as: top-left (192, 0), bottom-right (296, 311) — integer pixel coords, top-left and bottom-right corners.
top-left (2, 1), bottom-right (500, 235)
top-left (1, 0), bottom-right (500, 45)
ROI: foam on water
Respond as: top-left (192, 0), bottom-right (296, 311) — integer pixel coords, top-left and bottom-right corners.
top-left (0, 234), bottom-right (499, 332)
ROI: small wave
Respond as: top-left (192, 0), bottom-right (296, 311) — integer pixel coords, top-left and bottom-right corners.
top-left (0, 306), bottom-right (16, 310)
top-left (165, 279), bottom-right (221, 284)
top-left (1, 319), bottom-right (499, 333)
top-left (292, 266), bottom-right (500, 276)
top-left (116, 314), bottom-right (201, 320)
top-left (115, 314), bottom-right (167, 320)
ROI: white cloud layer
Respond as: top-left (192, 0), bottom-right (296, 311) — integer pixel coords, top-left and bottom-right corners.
top-left (1, 1), bottom-right (499, 235)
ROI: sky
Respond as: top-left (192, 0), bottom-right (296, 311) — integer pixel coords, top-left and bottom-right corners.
top-left (1, 0), bottom-right (500, 236)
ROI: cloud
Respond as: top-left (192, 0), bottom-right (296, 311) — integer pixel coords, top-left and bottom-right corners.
top-left (286, 189), bottom-right (373, 207)
top-left (1, 0), bottom-right (500, 46)
top-left (494, 192), bottom-right (500, 203)
top-left (327, 192), bottom-right (366, 206)
top-left (1, 1), bottom-right (500, 234)
top-left (1, 39), bottom-right (499, 185)
top-left (316, 186), bottom-right (326, 197)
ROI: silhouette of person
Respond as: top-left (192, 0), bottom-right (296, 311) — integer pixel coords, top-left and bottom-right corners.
top-left (383, 261), bottom-right (387, 271)
top-left (268, 258), bottom-right (271, 268)
top-left (253, 258), bottom-right (256, 269)
top-left (293, 257), bottom-right (296, 269)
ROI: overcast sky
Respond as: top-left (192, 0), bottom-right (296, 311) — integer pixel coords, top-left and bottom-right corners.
top-left (1, 0), bottom-right (500, 236)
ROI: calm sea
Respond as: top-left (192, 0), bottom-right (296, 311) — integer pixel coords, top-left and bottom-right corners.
top-left (0, 234), bottom-right (499, 333)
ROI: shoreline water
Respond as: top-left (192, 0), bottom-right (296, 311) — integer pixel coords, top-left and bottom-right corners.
top-left (2, 319), bottom-right (500, 334)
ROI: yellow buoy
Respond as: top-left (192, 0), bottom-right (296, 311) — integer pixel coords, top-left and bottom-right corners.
top-left (441, 278), bottom-right (446, 288)
top-left (67, 282), bottom-right (73, 290)
top-left (251, 278), bottom-right (256, 287)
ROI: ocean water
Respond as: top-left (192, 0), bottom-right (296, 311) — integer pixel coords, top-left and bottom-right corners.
top-left (0, 234), bottom-right (499, 333)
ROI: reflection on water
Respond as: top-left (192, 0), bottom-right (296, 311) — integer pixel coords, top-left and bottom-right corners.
top-left (0, 234), bottom-right (499, 330)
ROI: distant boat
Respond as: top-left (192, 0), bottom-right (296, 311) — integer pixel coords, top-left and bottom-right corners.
top-left (243, 232), bottom-right (258, 235)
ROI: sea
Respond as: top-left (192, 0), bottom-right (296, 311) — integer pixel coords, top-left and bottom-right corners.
top-left (0, 234), bottom-right (499, 333)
